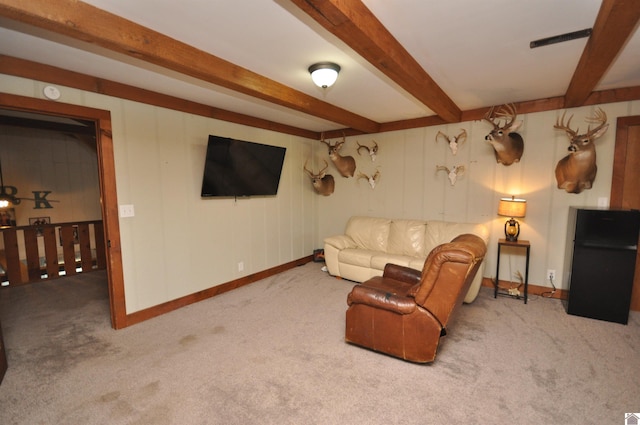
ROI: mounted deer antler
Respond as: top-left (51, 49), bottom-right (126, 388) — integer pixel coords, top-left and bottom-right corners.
top-left (553, 108), bottom-right (609, 194)
top-left (321, 133), bottom-right (356, 177)
top-left (356, 140), bottom-right (379, 161)
top-left (435, 129), bottom-right (467, 155)
top-left (304, 159), bottom-right (335, 196)
top-left (357, 169), bottom-right (381, 189)
top-left (436, 165), bottom-right (465, 186)
top-left (483, 103), bottom-right (524, 165)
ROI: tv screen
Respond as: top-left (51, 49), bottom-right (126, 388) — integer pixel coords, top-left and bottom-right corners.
top-left (201, 135), bottom-right (286, 198)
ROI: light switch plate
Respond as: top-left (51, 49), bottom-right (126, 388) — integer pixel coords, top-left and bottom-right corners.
top-left (119, 204), bottom-right (135, 218)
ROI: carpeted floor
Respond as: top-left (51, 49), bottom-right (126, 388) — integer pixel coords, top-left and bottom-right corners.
top-left (0, 263), bottom-right (638, 424)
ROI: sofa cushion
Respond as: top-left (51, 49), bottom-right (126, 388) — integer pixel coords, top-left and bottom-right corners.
top-left (345, 216), bottom-right (391, 252)
top-left (424, 221), bottom-right (489, 255)
top-left (387, 219), bottom-right (427, 257)
top-left (371, 252), bottom-right (418, 270)
top-left (338, 248), bottom-right (380, 268)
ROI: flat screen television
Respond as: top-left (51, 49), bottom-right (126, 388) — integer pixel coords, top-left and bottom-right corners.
top-left (201, 135), bottom-right (287, 198)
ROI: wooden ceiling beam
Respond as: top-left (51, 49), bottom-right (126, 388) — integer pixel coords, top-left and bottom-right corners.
top-left (289, 0), bottom-right (461, 123)
top-left (564, 0), bottom-right (640, 108)
top-left (0, 0), bottom-right (380, 134)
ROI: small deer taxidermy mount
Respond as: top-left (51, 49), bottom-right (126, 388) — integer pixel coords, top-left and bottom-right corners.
top-left (483, 103), bottom-right (524, 166)
top-left (436, 165), bottom-right (465, 186)
top-left (304, 159), bottom-right (335, 196)
top-left (553, 108), bottom-right (608, 194)
top-left (357, 169), bottom-right (381, 189)
top-left (435, 129), bottom-right (467, 155)
top-left (320, 132), bottom-right (356, 178)
top-left (356, 140), bottom-right (379, 162)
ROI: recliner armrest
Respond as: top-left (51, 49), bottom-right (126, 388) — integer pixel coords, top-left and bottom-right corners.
top-left (382, 263), bottom-right (421, 283)
top-left (347, 284), bottom-right (417, 314)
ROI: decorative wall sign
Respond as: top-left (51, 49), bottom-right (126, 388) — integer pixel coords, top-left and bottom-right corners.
top-left (29, 216), bottom-right (51, 236)
top-left (0, 186), bottom-right (58, 209)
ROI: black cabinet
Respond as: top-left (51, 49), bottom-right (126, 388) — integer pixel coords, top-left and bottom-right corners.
top-left (563, 207), bottom-right (640, 324)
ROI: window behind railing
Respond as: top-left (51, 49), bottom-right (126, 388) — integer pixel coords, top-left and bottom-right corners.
top-left (0, 220), bottom-right (106, 286)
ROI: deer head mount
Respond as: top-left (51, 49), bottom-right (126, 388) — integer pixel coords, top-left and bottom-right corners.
top-left (435, 129), bottom-right (467, 155)
top-left (483, 103), bottom-right (524, 166)
top-left (357, 169), bottom-right (381, 189)
top-left (320, 133), bottom-right (356, 178)
top-left (304, 159), bottom-right (335, 196)
top-left (436, 165), bottom-right (465, 186)
top-left (553, 108), bottom-right (609, 194)
top-left (356, 140), bottom-right (379, 162)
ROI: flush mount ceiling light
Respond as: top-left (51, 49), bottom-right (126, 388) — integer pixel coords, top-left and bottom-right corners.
top-left (308, 62), bottom-right (341, 88)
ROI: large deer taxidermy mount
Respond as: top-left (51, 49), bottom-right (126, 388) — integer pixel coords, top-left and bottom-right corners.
top-left (320, 133), bottom-right (356, 177)
top-left (357, 169), bottom-right (381, 189)
top-left (436, 165), bottom-right (465, 186)
top-left (356, 140), bottom-right (379, 162)
top-left (553, 108), bottom-right (609, 194)
top-left (435, 129), bottom-right (467, 155)
top-left (482, 103), bottom-right (524, 165)
top-left (304, 159), bottom-right (335, 196)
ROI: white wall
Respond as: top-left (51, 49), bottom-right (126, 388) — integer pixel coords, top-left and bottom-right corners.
top-left (1, 74), bottom-right (317, 313)
top-left (3, 72), bottom-right (640, 308)
top-left (312, 101), bottom-right (640, 290)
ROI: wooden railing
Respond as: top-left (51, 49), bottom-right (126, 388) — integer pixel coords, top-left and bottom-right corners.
top-left (0, 220), bottom-right (106, 286)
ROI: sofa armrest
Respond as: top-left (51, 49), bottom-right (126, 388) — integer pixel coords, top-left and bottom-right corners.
top-left (347, 284), bottom-right (417, 314)
top-left (382, 263), bottom-right (421, 283)
top-left (324, 235), bottom-right (358, 250)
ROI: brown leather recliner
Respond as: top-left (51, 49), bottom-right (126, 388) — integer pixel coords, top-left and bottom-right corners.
top-left (345, 233), bottom-right (487, 363)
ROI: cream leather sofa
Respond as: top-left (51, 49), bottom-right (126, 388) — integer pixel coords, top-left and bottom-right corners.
top-left (323, 216), bottom-right (489, 303)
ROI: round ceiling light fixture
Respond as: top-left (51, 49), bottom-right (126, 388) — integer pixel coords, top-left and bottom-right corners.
top-left (308, 62), bottom-right (341, 88)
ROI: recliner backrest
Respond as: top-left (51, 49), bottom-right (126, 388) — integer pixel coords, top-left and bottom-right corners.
top-left (410, 234), bottom-right (487, 326)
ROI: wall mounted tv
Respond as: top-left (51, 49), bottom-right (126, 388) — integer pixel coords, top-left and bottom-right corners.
top-left (201, 135), bottom-right (287, 198)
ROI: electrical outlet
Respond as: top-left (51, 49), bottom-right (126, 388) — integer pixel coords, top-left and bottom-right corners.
top-left (238, 261), bottom-right (244, 272)
top-left (547, 269), bottom-right (556, 281)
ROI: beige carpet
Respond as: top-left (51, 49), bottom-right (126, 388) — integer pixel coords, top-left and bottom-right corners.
top-left (0, 263), bottom-right (638, 424)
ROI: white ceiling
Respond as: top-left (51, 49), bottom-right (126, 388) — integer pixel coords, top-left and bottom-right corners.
top-left (1, 0), bottom-right (639, 133)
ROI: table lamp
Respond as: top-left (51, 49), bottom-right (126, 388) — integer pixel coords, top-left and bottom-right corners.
top-left (498, 196), bottom-right (527, 242)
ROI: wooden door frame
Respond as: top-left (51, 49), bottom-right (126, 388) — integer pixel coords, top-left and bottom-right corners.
top-left (610, 115), bottom-right (640, 311)
top-left (0, 93), bottom-right (126, 329)
top-left (611, 115), bottom-right (640, 207)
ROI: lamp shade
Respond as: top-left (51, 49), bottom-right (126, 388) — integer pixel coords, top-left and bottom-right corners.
top-left (497, 196), bottom-right (527, 218)
top-left (308, 62), bottom-right (340, 88)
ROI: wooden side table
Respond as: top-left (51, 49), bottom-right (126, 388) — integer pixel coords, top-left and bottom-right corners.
top-left (494, 239), bottom-right (530, 304)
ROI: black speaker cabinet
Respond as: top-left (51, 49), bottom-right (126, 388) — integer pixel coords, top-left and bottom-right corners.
top-left (563, 207), bottom-right (640, 324)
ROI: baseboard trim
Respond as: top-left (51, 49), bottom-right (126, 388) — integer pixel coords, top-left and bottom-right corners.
top-left (123, 255), bottom-right (314, 328)
top-left (481, 277), bottom-right (568, 300)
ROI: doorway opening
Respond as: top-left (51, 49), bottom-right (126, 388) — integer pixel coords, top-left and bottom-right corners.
top-left (0, 93), bottom-right (126, 329)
